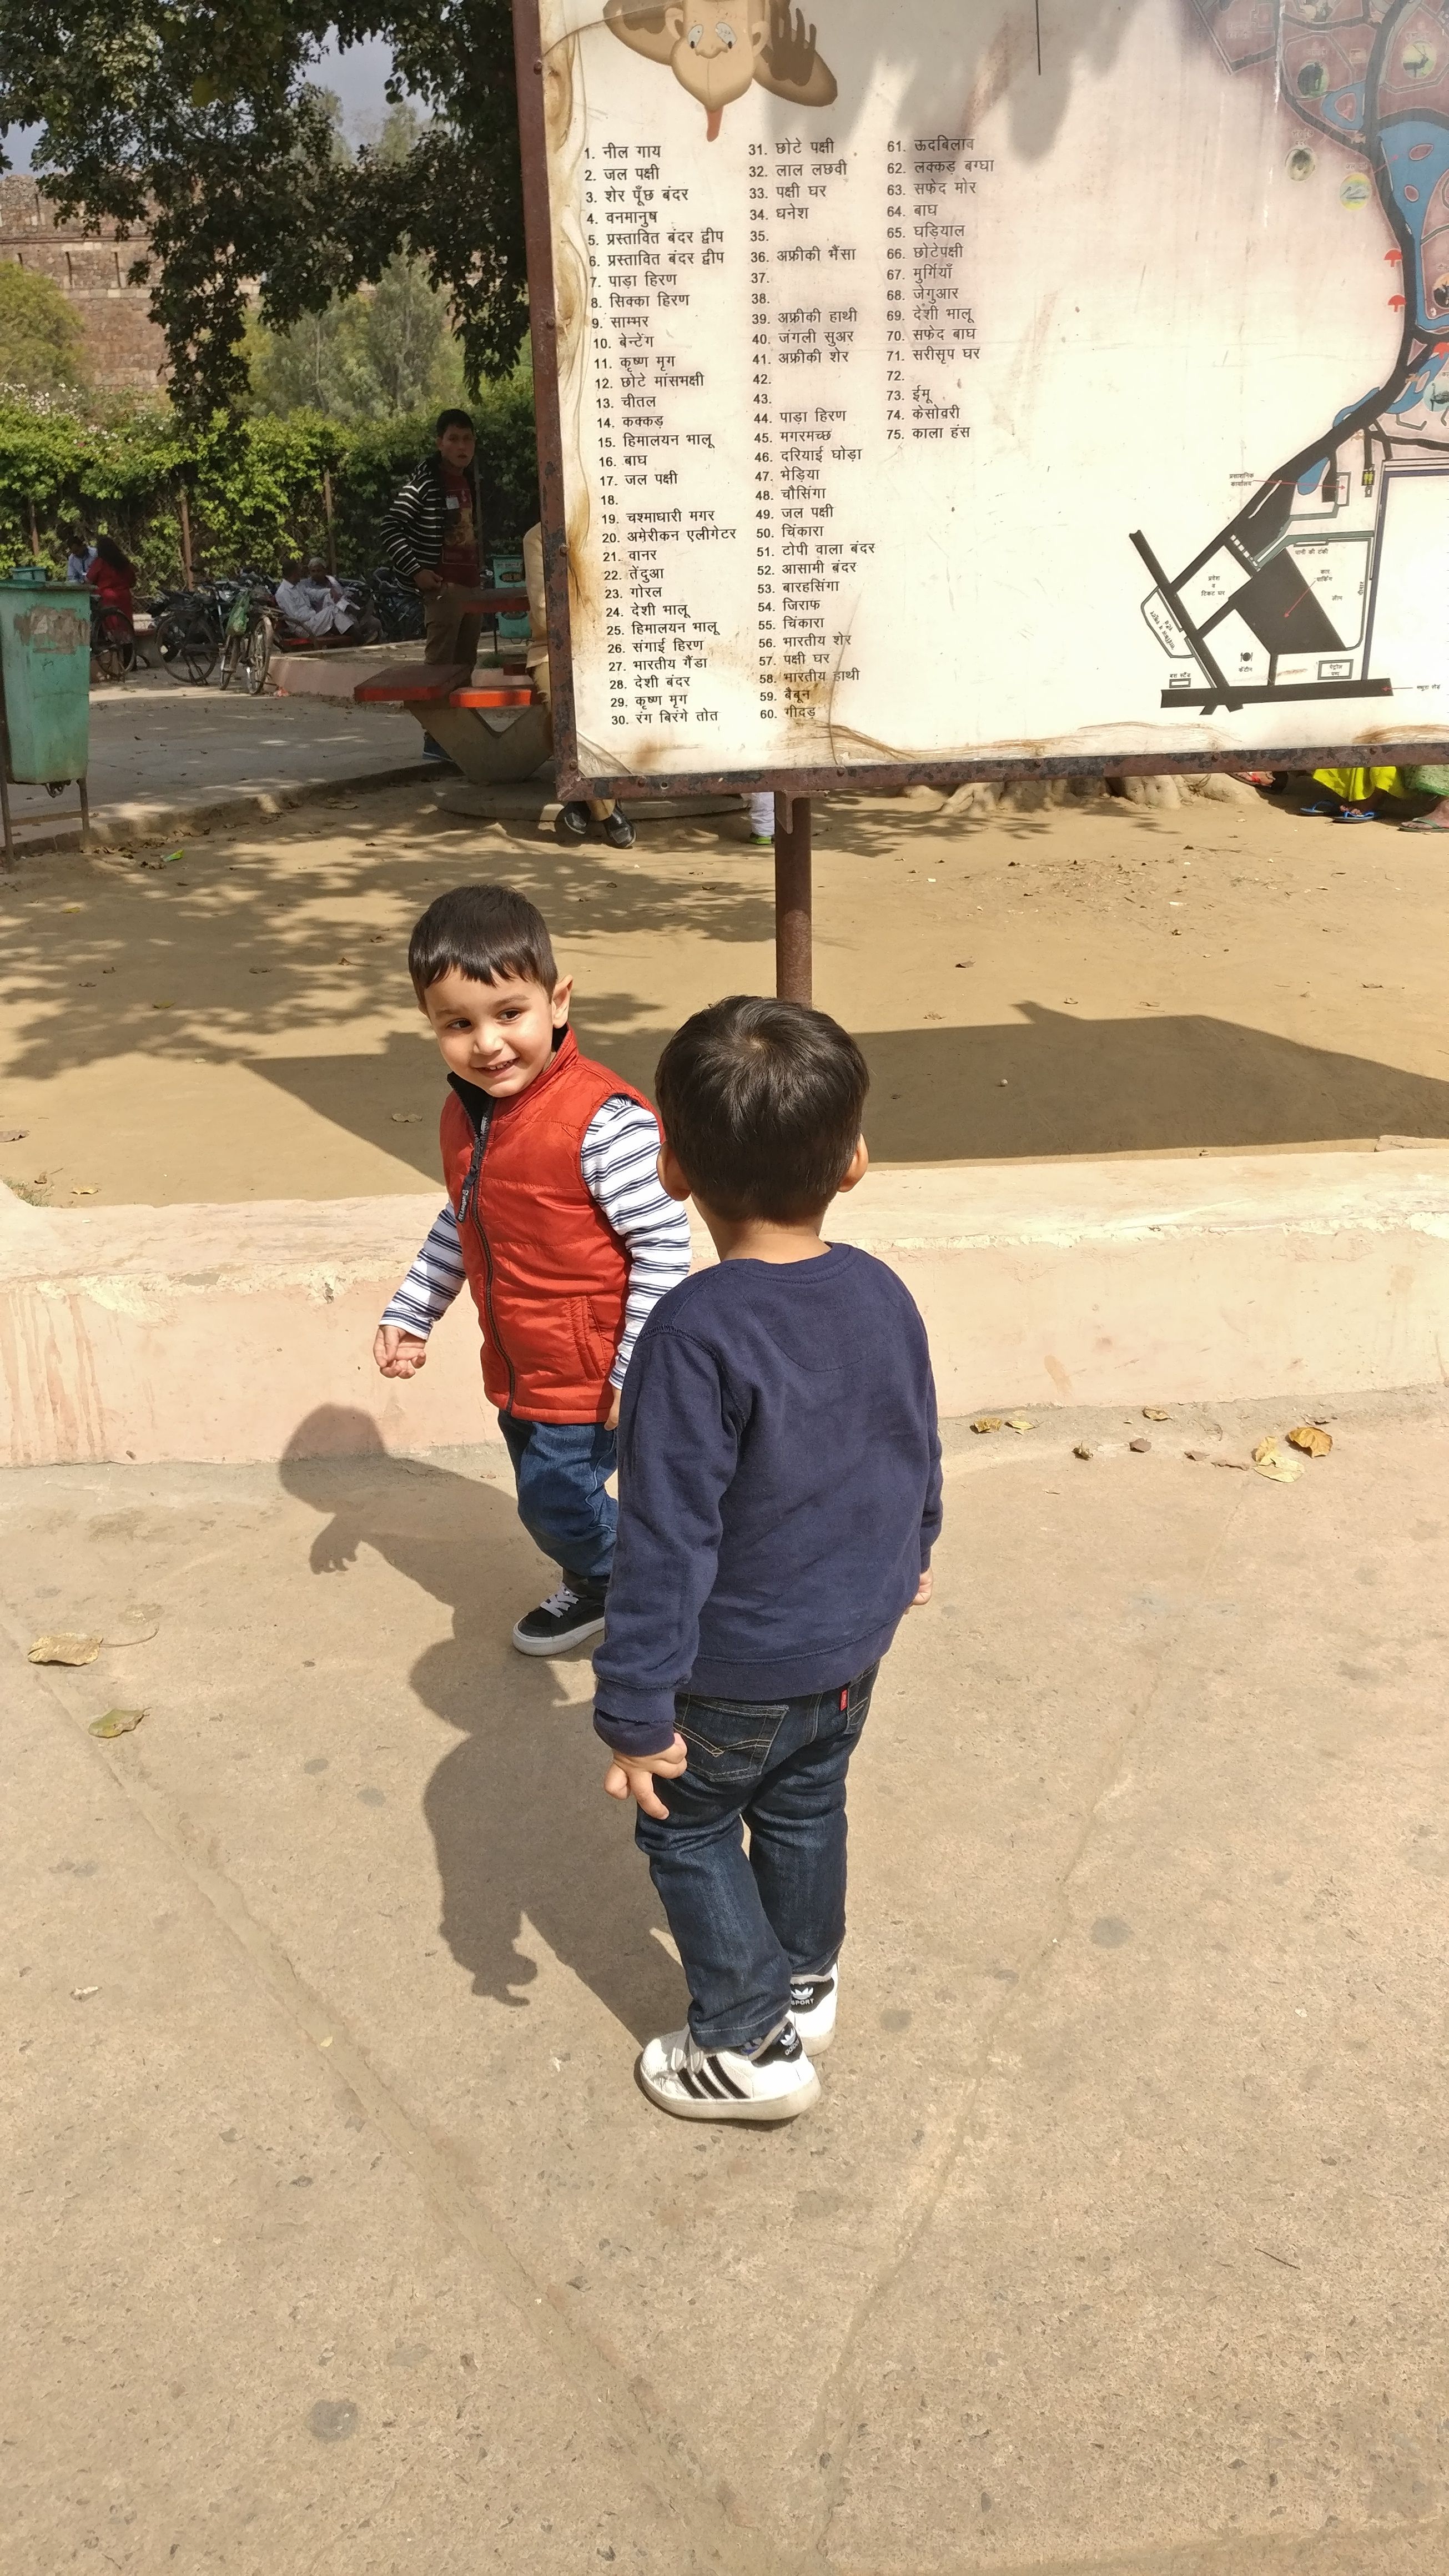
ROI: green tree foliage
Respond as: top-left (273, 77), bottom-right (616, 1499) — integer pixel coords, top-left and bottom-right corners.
top-left (245, 253), bottom-right (466, 425)
top-left (0, 374), bottom-right (539, 583)
top-left (0, 263), bottom-right (89, 394)
top-left (0, 3), bottom-right (527, 419)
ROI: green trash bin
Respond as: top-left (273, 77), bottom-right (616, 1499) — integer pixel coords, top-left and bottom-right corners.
top-left (0, 568), bottom-right (91, 863)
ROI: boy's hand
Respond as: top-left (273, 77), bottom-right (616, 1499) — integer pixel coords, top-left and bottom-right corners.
top-left (605, 1387), bottom-right (622, 1430)
top-left (603, 1733), bottom-right (688, 1820)
top-left (913, 1567), bottom-right (934, 1606)
top-left (374, 1324), bottom-right (429, 1379)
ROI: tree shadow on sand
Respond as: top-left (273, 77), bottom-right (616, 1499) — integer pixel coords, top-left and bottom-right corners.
top-left (279, 1407), bottom-right (683, 2042)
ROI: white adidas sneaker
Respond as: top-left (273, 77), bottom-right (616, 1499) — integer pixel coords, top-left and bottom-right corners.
top-left (789, 1965), bottom-right (839, 2053)
top-left (637, 2019), bottom-right (821, 2123)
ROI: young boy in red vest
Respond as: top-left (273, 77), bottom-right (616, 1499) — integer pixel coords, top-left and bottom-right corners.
top-left (374, 884), bottom-right (692, 1652)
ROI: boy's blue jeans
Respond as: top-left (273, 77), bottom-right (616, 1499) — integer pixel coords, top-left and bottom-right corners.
top-left (633, 1664), bottom-right (879, 2054)
top-left (497, 1412), bottom-right (617, 1588)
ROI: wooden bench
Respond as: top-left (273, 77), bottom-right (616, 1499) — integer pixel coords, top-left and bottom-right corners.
top-left (354, 661), bottom-right (548, 787)
top-left (353, 663), bottom-right (536, 710)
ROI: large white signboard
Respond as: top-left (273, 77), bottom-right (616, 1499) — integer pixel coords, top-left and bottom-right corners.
top-left (529, 0), bottom-right (1449, 781)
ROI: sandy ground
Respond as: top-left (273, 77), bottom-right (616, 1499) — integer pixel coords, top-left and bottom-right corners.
top-left (1, 777), bottom-right (1447, 1208)
top-left (6, 1394), bottom-right (1449, 2574)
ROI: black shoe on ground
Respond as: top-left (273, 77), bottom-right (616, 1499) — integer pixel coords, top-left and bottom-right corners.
top-left (511, 1579), bottom-right (607, 1656)
top-left (597, 808), bottom-right (636, 849)
top-left (556, 799), bottom-right (592, 843)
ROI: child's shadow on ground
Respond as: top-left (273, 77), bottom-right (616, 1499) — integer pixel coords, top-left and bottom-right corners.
top-left (280, 1410), bottom-right (683, 2042)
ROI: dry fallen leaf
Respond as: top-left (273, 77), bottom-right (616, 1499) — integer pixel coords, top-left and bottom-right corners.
top-left (1003, 1416), bottom-right (1035, 1433)
top-left (970, 1416), bottom-right (1003, 1435)
top-left (1252, 1437), bottom-right (1304, 1486)
top-left (71, 1985), bottom-right (99, 2000)
top-left (61, 902), bottom-right (83, 913)
top-left (0, 1128), bottom-right (28, 1142)
top-left (1073, 1442), bottom-right (1094, 1461)
top-left (71, 1185), bottom-right (98, 1197)
top-left (1185, 1448), bottom-right (1212, 1463)
top-left (1129, 1437), bottom-right (1151, 1453)
top-left (149, 1000), bottom-right (175, 1012)
top-left (28, 1633), bottom-right (103, 1666)
top-left (1287, 1424), bottom-right (1333, 1458)
top-left (389, 1112), bottom-right (422, 1125)
top-left (1143, 1406), bottom-right (1171, 1421)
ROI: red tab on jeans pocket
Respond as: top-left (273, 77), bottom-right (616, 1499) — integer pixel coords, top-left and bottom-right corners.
top-left (840, 1688), bottom-right (849, 1710)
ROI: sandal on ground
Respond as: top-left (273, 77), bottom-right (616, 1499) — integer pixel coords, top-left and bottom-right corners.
top-left (1332, 805), bottom-right (1376, 823)
top-left (1400, 815), bottom-right (1449, 832)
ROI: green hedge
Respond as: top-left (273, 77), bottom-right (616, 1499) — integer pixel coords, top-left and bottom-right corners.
top-left (0, 377), bottom-right (539, 588)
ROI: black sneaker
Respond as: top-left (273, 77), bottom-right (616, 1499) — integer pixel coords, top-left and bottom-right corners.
top-left (555, 799), bottom-right (591, 843)
top-left (511, 1579), bottom-right (607, 1657)
top-left (597, 808), bottom-right (636, 849)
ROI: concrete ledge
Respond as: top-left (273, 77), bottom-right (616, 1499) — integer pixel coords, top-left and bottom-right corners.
top-left (2, 1150), bottom-right (1447, 1465)
top-left (5, 756), bottom-right (436, 858)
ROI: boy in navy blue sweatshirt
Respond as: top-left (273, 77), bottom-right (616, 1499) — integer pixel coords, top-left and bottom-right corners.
top-left (595, 995), bottom-right (942, 2122)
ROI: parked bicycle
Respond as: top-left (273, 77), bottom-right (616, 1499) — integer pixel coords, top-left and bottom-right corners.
top-left (217, 569), bottom-right (274, 695)
top-left (153, 583), bottom-right (222, 686)
top-left (366, 564), bottom-right (425, 642)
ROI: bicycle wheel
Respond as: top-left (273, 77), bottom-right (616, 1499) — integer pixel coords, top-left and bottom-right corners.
top-left (244, 613), bottom-right (273, 696)
top-left (157, 607), bottom-right (217, 686)
top-left (217, 633), bottom-right (239, 692)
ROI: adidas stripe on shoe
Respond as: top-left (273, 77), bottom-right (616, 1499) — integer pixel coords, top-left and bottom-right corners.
top-left (788, 1964), bottom-right (839, 2053)
top-left (637, 2019), bottom-right (820, 2123)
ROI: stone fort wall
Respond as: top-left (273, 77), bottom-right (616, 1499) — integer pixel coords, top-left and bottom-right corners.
top-left (0, 177), bottom-right (167, 391)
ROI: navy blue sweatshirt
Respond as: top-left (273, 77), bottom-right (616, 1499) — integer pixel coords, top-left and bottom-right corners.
top-left (592, 1243), bottom-right (943, 1757)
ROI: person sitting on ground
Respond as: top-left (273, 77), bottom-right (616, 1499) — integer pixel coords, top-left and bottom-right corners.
top-left (595, 995), bottom-right (942, 2124)
top-left (1300, 764), bottom-right (1407, 824)
top-left (1399, 764), bottom-right (1449, 833)
top-left (274, 556), bottom-right (368, 642)
top-left (87, 536), bottom-right (136, 623)
top-left (523, 520), bottom-right (634, 849)
top-left (373, 882), bottom-right (691, 1654)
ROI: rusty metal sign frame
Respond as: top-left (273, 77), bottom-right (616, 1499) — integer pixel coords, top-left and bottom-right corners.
top-left (510, 0), bottom-right (1449, 807)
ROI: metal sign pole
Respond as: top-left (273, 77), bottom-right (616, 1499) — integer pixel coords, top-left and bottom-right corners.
top-left (511, 0), bottom-right (581, 798)
top-left (774, 796), bottom-right (812, 1005)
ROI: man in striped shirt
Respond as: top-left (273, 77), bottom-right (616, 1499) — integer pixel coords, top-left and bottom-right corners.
top-left (375, 884), bottom-right (692, 1654)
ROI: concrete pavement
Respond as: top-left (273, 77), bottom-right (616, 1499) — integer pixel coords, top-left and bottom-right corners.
top-left (6, 670), bottom-right (431, 854)
top-left (4, 1395), bottom-right (1448, 2572)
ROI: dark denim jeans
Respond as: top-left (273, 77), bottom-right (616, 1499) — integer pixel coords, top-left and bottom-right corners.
top-left (634, 1664), bottom-right (879, 2053)
top-left (496, 1412), bottom-right (617, 1588)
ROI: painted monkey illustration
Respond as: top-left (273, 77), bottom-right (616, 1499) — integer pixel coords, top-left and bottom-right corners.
top-left (603, 0), bottom-right (837, 139)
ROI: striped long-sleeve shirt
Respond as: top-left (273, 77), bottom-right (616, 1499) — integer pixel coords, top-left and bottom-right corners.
top-left (380, 1095), bottom-right (692, 1389)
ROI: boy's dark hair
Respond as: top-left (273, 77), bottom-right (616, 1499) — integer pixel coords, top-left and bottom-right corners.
top-left (435, 407), bottom-right (475, 439)
top-left (409, 884), bottom-right (557, 997)
top-left (655, 995), bottom-right (868, 1221)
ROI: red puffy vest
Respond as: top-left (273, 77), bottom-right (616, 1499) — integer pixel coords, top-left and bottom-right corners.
top-left (440, 1028), bottom-right (653, 1424)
